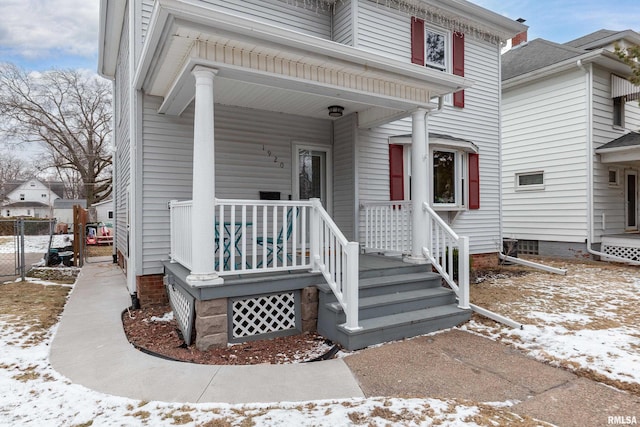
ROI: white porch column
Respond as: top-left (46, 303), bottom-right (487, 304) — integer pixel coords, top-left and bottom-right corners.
top-left (407, 108), bottom-right (430, 264)
top-left (187, 66), bottom-right (223, 286)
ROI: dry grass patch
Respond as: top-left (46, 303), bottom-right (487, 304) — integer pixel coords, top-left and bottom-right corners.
top-left (0, 282), bottom-right (71, 345)
top-left (86, 245), bottom-right (113, 257)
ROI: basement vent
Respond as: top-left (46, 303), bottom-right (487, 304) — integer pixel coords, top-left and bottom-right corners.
top-left (230, 291), bottom-right (298, 341)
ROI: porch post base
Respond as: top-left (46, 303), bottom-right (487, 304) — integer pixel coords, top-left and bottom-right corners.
top-left (186, 273), bottom-right (224, 287)
top-left (403, 255), bottom-right (429, 264)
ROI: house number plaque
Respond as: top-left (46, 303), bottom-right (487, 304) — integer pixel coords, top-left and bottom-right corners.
top-left (262, 144), bottom-right (285, 168)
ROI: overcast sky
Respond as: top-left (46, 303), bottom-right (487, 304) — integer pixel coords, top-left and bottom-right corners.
top-left (0, 1), bottom-right (638, 72)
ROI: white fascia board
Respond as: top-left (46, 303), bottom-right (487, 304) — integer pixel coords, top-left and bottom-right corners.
top-left (598, 148), bottom-right (640, 163)
top-left (135, 0), bottom-right (471, 93)
top-left (98, 0), bottom-right (126, 79)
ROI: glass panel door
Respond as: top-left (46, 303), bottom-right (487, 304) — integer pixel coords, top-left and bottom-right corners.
top-left (625, 170), bottom-right (637, 231)
top-left (297, 148), bottom-right (328, 208)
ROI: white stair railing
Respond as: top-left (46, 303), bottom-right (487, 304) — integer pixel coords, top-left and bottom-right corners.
top-left (422, 202), bottom-right (469, 309)
top-left (361, 200), bottom-right (412, 254)
top-left (309, 198), bottom-right (361, 331)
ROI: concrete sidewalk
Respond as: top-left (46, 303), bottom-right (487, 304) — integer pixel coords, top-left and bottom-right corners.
top-left (50, 260), bottom-right (640, 427)
top-left (49, 260), bottom-right (364, 404)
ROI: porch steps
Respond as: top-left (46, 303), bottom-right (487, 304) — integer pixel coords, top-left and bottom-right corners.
top-left (317, 264), bottom-right (471, 351)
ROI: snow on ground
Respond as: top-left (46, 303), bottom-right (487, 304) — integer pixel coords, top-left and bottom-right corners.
top-left (466, 259), bottom-right (640, 389)
top-left (0, 281), bottom-right (545, 426)
top-left (0, 234), bottom-right (73, 254)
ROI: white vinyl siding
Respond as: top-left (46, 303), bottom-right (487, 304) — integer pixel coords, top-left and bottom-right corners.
top-left (115, 8), bottom-right (130, 256)
top-left (333, 114), bottom-right (357, 240)
top-left (333, 0), bottom-right (353, 46)
top-left (140, 101), bottom-right (331, 274)
top-left (502, 69), bottom-right (589, 242)
top-left (591, 65), bottom-right (640, 239)
top-left (356, 0), bottom-right (411, 63)
top-left (357, 37), bottom-right (503, 255)
top-left (198, 0), bottom-right (331, 39)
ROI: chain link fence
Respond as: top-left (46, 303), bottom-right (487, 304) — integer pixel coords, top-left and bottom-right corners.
top-left (0, 219), bottom-right (59, 282)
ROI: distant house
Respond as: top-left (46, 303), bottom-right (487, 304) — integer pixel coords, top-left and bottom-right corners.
top-left (1, 179), bottom-right (64, 218)
top-left (501, 29), bottom-right (640, 261)
top-left (53, 199), bottom-right (88, 225)
top-left (90, 199), bottom-right (114, 226)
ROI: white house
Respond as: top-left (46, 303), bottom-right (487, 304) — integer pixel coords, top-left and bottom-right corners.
top-left (1, 179), bottom-right (64, 218)
top-left (502, 29), bottom-right (640, 261)
top-left (99, 0), bottom-right (525, 350)
top-left (91, 198), bottom-right (114, 226)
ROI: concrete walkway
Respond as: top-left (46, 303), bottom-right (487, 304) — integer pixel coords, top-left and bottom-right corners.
top-left (49, 260), bottom-right (364, 404)
top-left (50, 260), bottom-right (640, 427)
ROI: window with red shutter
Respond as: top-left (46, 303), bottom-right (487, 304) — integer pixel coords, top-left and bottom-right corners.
top-left (453, 32), bottom-right (465, 108)
top-left (389, 144), bottom-right (405, 201)
top-left (468, 153), bottom-right (480, 209)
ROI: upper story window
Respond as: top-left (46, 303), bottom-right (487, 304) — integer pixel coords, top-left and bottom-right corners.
top-left (19, 193), bottom-right (25, 200)
top-left (613, 96), bottom-right (625, 127)
top-left (425, 28), bottom-right (448, 71)
top-left (29, 182), bottom-right (35, 187)
top-left (41, 193), bottom-right (47, 198)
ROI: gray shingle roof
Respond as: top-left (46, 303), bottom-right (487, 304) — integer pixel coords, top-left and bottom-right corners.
top-left (597, 131), bottom-right (640, 151)
top-left (564, 29), bottom-right (619, 49)
top-left (502, 38), bottom-right (585, 81)
top-left (3, 201), bottom-right (50, 208)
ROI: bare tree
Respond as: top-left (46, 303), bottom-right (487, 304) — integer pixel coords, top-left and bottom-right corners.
top-left (0, 153), bottom-right (32, 202)
top-left (0, 63), bottom-right (112, 206)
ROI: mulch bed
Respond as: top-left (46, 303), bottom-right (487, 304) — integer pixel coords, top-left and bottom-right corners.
top-left (121, 305), bottom-right (335, 365)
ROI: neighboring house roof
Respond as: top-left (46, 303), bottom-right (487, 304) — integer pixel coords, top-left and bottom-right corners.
top-left (91, 199), bottom-right (113, 208)
top-left (502, 39), bottom-right (585, 80)
top-left (502, 29), bottom-right (639, 82)
top-left (53, 199), bottom-right (87, 209)
top-left (3, 201), bottom-right (50, 208)
top-left (565, 29), bottom-right (640, 50)
top-left (597, 131), bottom-right (640, 151)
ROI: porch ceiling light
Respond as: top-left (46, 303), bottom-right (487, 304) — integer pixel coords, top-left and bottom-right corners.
top-left (328, 105), bottom-right (344, 117)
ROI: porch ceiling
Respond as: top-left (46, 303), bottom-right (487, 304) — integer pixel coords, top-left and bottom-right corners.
top-left (136, 0), bottom-right (472, 127)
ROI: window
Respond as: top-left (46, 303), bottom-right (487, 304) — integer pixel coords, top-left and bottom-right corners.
top-left (29, 182), bottom-right (35, 187)
top-left (425, 28), bottom-right (447, 71)
top-left (613, 96), bottom-right (625, 127)
top-left (609, 168), bottom-right (620, 186)
top-left (431, 149), bottom-right (479, 209)
top-left (27, 209), bottom-right (31, 216)
top-left (19, 193), bottom-right (25, 200)
top-left (108, 211), bottom-right (114, 219)
top-left (516, 172), bottom-right (544, 190)
top-left (5, 210), bottom-right (9, 217)
top-left (433, 150), bottom-right (457, 204)
top-left (41, 193), bottom-right (47, 198)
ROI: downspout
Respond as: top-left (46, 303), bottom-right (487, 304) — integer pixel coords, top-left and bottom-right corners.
top-left (577, 60), bottom-right (640, 265)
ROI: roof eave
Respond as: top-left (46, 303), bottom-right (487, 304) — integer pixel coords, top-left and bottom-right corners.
top-left (98, 0), bottom-right (126, 79)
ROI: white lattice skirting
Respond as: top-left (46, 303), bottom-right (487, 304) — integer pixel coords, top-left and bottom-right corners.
top-left (231, 292), bottom-right (296, 339)
top-left (602, 244), bottom-right (640, 261)
top-left (163, 276), bottom-right (195, 345)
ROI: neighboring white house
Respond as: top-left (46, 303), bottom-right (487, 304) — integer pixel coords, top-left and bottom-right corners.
top-left (99, 0), bottom-right (525, 350)
top-left (1, 179), bottom-right (64, 218)
top-left (502, 29), bottom-right (640, 261)
top-left (90, 199), bottom-right (114, 226)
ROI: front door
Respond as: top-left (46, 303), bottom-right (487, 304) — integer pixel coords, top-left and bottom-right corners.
top-left (625, 170), bottom-right (638, 231)
top-left (293, 144), bottom-right (332, 211)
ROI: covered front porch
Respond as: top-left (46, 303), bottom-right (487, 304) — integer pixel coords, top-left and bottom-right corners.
top-left (138, 1), bottom-right (473, 349)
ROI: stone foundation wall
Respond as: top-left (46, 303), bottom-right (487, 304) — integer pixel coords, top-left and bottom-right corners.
top-left (136, 274), bottom-right (168, 307)
top-left (195, 298), bottom-right (227, 351)
top-left (300, 286), bottom-right (318, 332)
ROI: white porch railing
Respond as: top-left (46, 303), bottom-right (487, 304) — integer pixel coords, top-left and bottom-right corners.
top-left (423, 202), bottom-right (469, 309)
top-left (361, 201), bottom-right (412, 254)
top-left (169, 198), bottom-right (360, 329)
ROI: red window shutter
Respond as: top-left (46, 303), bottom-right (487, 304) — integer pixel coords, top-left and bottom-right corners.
top-left (411, 17), bottom-right (425, 66)
top-left (453, 32), bottom-right (465, 108)
top-left (468, 153), bottom-right (480, 209)
top-left (389, 144), bottom-right (405, 201)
